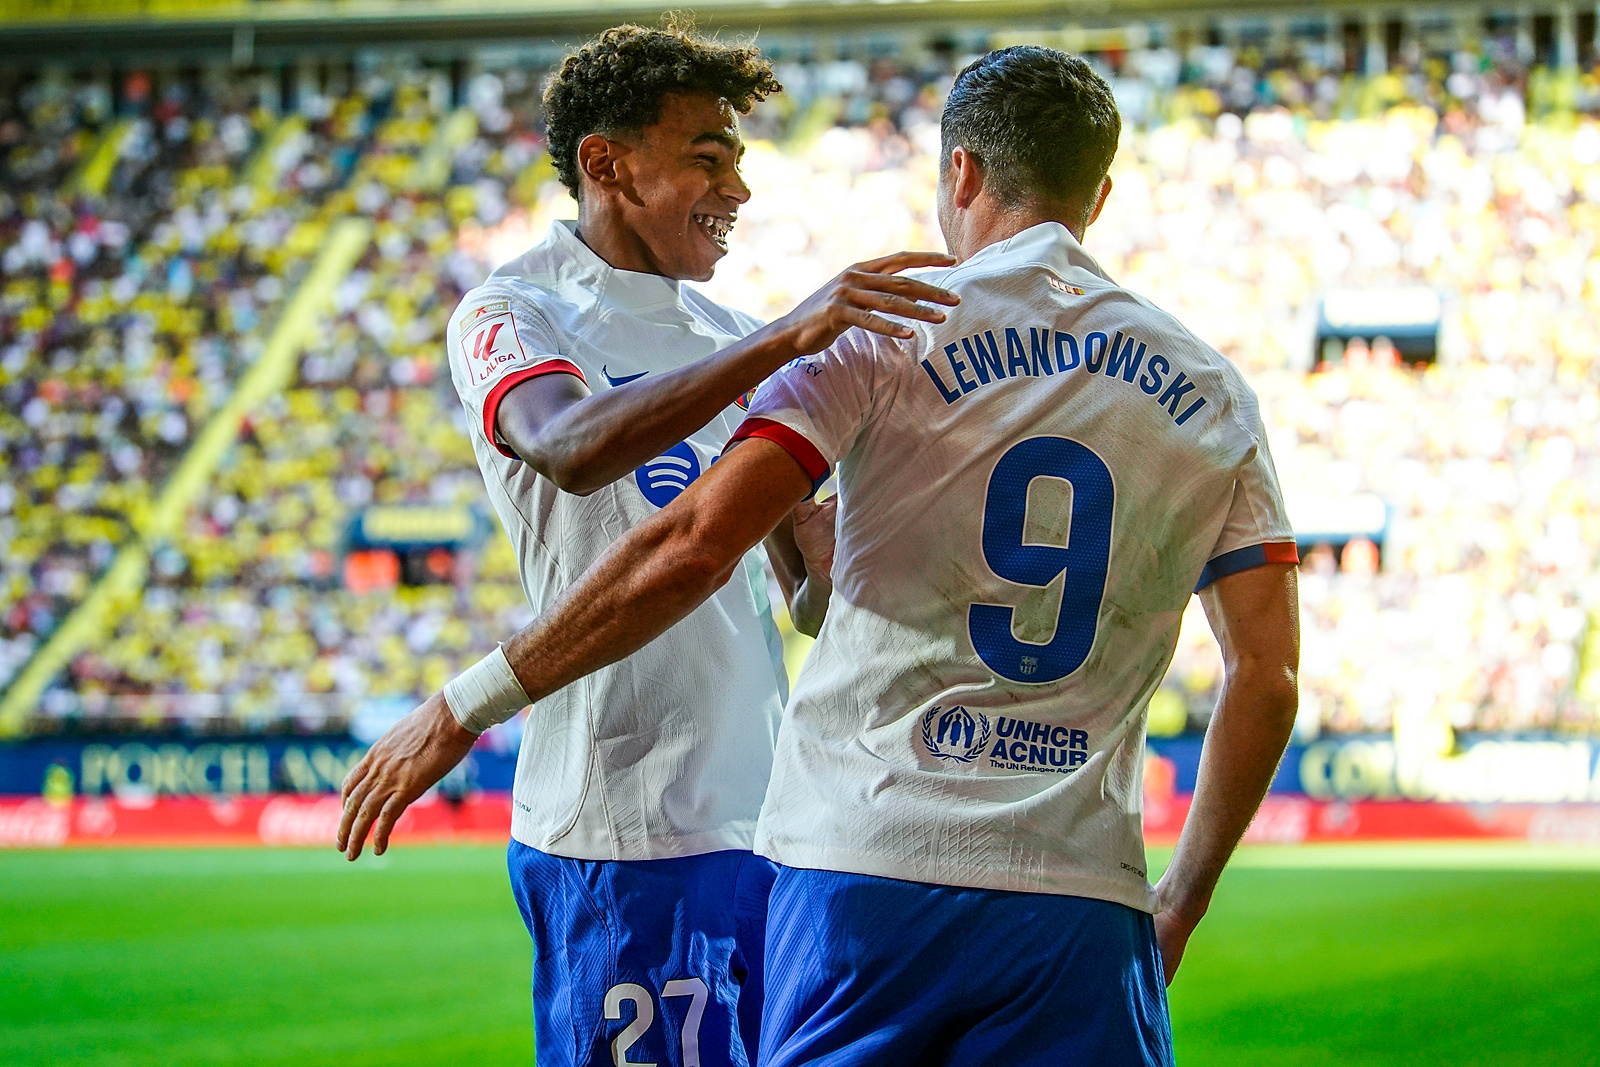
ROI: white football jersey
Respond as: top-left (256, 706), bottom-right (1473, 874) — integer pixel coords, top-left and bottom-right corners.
top-left (446, 220), bottom-right (786, 861)
top-left (732, 222), bottom-right (1295, 911)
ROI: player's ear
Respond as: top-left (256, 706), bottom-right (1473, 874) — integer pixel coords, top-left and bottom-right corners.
top-left (1084, 175), bottom-right (1113, 230)
top-left (577, 132), bottom-right (630, 193)
top-left (950, 145), bottom-right (984, 210)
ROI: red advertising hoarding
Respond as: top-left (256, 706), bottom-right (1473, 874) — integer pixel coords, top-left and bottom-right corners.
top-left (0, 793), bottom-right (513, 848)
top-left (5, 792), bottom-right (1600, 848)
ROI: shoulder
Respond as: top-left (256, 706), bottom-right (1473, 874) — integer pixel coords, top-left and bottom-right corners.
top-left (905, 261), bottom-right (967, 292)
top-left (486, 238), bottom-right (567, 290)
top-left (890, 262), bottom-right (966, 350)
top-left (1094, 284), bottom-right (1267, 442)
top-left (809, 324), bottom-right (913, 409)
top-left (451, 278), bottom-right (570, 338)
top-left (1117, 287), bottom-right (1253, 388)
top-left (890, 256), bottom-right (1031, 368)
top-left (474, 233), bottom-right (603, 331)
top-left (1156, 299), bottom-right (1257, 405)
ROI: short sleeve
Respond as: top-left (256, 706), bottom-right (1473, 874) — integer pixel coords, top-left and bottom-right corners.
top-left (447, 289), bottom-right (586, 459)
top-left (1194, 418), bottom-right (1299, 591)
top-left (725, 328), bottom-right (883, 498)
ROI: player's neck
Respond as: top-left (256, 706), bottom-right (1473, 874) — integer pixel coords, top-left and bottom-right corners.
top-left (573, 202), bottom-right (672, 278)
top-left (951, 196), bottom-right (1087, 262)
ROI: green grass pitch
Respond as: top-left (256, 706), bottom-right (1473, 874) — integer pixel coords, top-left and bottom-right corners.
top-left (2, 844), bottom-right (1597, 1066)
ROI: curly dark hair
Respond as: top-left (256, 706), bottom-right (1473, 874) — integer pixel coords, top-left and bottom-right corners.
top-left (542, 21), bottom-right (781, 198)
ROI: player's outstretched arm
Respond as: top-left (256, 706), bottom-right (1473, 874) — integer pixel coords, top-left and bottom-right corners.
top-left (495, 252), bottom-right (956, 496)
top-left (337, 438), bottom-right (814, 858)
top-left (497, 437), bottom-right (811, 700)
top-left (1153, 562), bottom-right (1300, 984)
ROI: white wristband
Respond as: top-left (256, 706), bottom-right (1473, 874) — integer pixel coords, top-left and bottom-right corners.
top-left (441, 645), bottom-right (530, 735)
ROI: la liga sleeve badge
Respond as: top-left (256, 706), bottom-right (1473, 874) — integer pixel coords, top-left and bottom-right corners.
top-left (462, 304), bottom-right (530, 385)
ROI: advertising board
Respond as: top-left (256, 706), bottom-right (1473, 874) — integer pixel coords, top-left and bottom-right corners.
top-left (4, 734), bottom-right (1599, 848)
top-left (4, 734), bottom-right (1598, 803)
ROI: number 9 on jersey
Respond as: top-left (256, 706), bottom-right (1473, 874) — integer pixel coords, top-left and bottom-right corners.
top-left (969, 436), bottom-right (1114, 684)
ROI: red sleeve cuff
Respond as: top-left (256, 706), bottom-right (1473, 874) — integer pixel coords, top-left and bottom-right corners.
top-left (726, 417), bottom-right (831, 497)
top-left (483, 360), bottom-right (586, 459)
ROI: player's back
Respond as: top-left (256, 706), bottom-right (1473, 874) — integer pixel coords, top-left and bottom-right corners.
top-left (745, 221), bottom-right (1294, 910)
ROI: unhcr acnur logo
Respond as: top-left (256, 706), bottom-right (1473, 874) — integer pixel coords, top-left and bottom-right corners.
top-left (921, 706), bottom-right (991, 763)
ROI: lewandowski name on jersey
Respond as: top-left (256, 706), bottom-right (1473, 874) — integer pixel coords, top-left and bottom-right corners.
top-left (920, 323), bottom-right (1211, 427)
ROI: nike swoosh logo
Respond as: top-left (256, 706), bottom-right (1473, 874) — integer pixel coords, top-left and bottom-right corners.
top-left (602, 366), bottom-right (649, 387)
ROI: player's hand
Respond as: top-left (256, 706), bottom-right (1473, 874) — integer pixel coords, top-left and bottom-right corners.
top-left (774, 251), bottom-right (959, 355)
top-left (336, 691), bottom-right (477, 860)
top-left (1152, 872), bottom-right (1207, 986)
top-left (1152, 908), bottom-right (1196, 986)
top-left (791, 495), bottom-right (837, 584)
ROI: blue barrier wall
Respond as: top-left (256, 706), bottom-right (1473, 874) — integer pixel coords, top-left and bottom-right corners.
top-left (3, 733), bottom-right (1596, 803)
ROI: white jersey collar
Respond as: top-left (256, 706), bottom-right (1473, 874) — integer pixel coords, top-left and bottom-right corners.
top-left (549, 220), bottom-right (685, 312)
top-left (962, 220), bottom-right (1114, 284)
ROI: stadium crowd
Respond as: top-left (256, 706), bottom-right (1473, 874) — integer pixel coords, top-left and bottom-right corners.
top-left (36, 68), bottom-right (548, 727)
top-left (4, 30), bottom-right (1599, 736)
top-left (0, 68), bottom-right (433, 698)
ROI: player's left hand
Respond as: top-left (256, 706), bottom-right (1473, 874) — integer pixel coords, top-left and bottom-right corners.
top-left (791, 495), bottom-right (837, 584)
top-left (337, 691), bottom-right (477, 860)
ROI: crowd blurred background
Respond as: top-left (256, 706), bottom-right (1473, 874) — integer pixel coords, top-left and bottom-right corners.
top-left (3, 13), bottom-right (1599, 742)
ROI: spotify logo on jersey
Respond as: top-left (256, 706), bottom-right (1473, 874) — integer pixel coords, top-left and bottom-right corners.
top-left (634, 441), bottom-right (702, 508)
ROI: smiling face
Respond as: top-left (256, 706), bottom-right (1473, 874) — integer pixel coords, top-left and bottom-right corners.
top-left (600, 89), bottom-right (750, 282)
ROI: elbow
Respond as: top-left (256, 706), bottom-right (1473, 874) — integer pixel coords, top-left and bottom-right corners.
top-left (1275, 678), bottom-right (1300, 729)
top-left (791, 587), bottom-right (828, 637)
top-left (1261, 665), bottom-right (1300, 733)
top-left (673, 542), bottom-right (740, 598)
top-left (543, 463), bottom-right (605, 497)
top-left (656, 523), bottom-right (742, 603)
top-left (1225, 658), bottom-right (1299, 732)
top-left (513, 437), bottom-right (606, 496)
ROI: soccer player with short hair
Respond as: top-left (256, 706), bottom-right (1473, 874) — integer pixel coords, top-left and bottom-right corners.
top-left (416, 45), bottom-right (1303, 1063)
top-left (335, 23), bottom-right (956, 1067)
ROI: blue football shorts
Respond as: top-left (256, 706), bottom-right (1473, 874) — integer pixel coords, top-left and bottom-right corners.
top-left (508, 841), bottom-right (777, 1067)
top-left (759, 865), bottom-right (1175, 1067)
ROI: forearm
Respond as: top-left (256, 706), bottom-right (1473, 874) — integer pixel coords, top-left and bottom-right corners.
top-left (515, 322), bottom-right (802, 494)
top-left (500, 252), bottom-right (958, 495)
top-left (447, 441), bottom-right (812, 733)
top-left (1159, 665), bottom-right (1297, 921)
top-left (764, 515), bottom-right (806, 607)
top-left (502, 511), bottom-right (737, 702)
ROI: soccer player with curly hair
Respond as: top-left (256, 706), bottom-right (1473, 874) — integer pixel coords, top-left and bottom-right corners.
top-left (337, 21), bottom-right (956, 1067)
